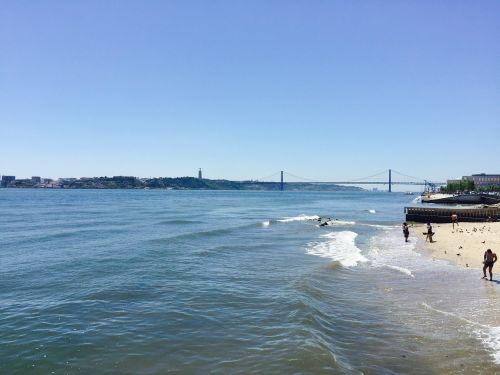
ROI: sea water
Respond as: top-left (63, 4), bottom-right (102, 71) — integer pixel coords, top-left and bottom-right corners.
top-left (1, 189), bottom-right (499, 374)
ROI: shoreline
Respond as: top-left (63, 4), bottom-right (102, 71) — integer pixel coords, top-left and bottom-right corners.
top-left (411, 222), bottom-right (500, 269)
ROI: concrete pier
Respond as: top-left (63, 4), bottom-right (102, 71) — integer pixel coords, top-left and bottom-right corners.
top-left (405, 206), bottom-right (500, 223)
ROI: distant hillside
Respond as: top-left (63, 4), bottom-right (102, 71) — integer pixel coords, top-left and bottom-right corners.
top-left (8, 176), bottom-right (363, 191)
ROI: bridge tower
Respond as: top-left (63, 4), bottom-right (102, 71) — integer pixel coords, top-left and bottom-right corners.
top-left (280, 171), bottom-right (284, 191)
top-left (388, 169), bottom-right (392, 193)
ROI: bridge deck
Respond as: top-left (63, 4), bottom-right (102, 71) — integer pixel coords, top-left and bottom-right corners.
top-left (299, 181), bottom-right (446, 186)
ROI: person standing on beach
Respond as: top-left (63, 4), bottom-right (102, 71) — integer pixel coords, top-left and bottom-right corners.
top-left (425, 223), bottom-right (434, 243)
top-left (482, 249), bottom-right (497, 281)
top-left (451, 213), bottom-right (459, 229)
top-left (402, 222), bottom-right (410, 242)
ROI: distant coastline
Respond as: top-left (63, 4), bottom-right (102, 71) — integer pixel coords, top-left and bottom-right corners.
top-left (2, 176), bottom-right (363, 191)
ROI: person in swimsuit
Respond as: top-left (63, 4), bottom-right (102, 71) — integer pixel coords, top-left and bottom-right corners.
top-left (319, 218), bottom-right (331, 227)
top-left (425, 223), bottom-right (434, 243)
top-left (451, 213), bottom-right (458, 229)
top-left (482, 249), bottom-right (497, 281)
top-left (402, 222), bottom-right (410, 242)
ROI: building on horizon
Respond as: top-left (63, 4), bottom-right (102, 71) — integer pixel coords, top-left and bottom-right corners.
top-left (198, 168), bottom-right (202, 179)
top-left (446, 178), bottom-right (462, 185)
top-left (468, 173), bottom-right (500, 188)
top-left (1, 175), bottom-right (15, 187)
top-left (451, 173), bottom-right (500, 189)
top-left (31, 176), bottom-right (41, 184)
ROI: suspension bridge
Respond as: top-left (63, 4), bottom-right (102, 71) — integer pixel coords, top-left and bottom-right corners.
top-left (253, 169), bottom-right (446, 192)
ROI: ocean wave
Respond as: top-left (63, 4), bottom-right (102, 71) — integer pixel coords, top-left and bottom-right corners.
top-left (318, 220), bottom-right (355, 226)
top-left (366, 227), bottom-right (428, 278)
top-left (149, 222), bottom-right (258, 243)
top-left (274, 215), bottom-right (354, 227)
top-left (422, 302), bottom-right (500, 364)
top-left (384, 265), bottom-right (414, 278)
top-left (157, 219), bottom-right (203, 225)
top-left (361, 224), bottom-right (395, 229)
top-left (277, 214), bottom-right (319, 223)
top-left (421, 302), bottom-right (478, 323)
top-left (368, 209), bottom-right (376, 214)
top-left (306, 231), bottom-right (367, 267)
top-left (12, 227), bottom-right (126, 245)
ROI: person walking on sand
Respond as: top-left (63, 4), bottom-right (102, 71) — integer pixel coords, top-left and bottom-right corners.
top-left (451, 213), bottom-right (459, 229)
top-left (482, 249), bottom-right (497, 281)
top-left (425, 223), bottom-right (434, 243)
top-left (402, 222), bottom-right (410, 242)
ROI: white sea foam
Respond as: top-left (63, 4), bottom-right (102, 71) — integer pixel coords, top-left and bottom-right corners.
top-left (365, 225), bottom-right (451, 279)
top-left (478, 327), bottom-right (500, 364)
top-left (330, 220), bottom-right (356, 225)
top-left (277, 214), bottom-right (319, 223)
top-left (261, 221), bottom-right (270, 227)
top-left (362, 223), bottom-right (395, 229)
top-left (384, 265), bottom-right (414, 278)
top-left (306, 231), bottom-right (367, 267)
top-left (368, 209), bottom-right (376, 214)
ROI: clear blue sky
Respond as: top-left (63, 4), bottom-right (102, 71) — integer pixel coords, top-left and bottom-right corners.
top-left (1, 1), bottom-right (499, 182)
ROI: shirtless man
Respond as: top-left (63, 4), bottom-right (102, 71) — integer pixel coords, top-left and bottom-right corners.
top-left (482, 249), bottom-right (497, 281)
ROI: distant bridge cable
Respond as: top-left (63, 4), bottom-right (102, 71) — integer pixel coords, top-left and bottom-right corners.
top-left (391, 169), bottom-right (428, 183)
top-left (283, 169), bottom-right (390, 183)
top-left (343, 169), bottom-right (390, 183)
top-left (282, 171), bottom-right (318, 183)
top-left (254, 171), bottom-right (282, 182)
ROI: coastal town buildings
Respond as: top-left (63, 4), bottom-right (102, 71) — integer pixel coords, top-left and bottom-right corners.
top-left (447, 173), bottom-right (500, 189)
top-left (468, 174), bottom-right (500, 188)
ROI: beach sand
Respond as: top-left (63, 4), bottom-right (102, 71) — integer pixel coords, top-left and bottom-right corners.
top-left (413, 222), bottom-right (500, 269)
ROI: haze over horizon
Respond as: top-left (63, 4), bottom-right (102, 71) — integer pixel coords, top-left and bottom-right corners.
top-left (1, 1), bottom-right (499, 182)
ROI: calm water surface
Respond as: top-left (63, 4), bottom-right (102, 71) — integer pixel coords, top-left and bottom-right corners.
top-left (1, 189), bottom-right (499, 374)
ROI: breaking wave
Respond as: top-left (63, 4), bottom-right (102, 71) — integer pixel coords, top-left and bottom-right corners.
top-left (277, 215), bottom-right (319, 223)
top-left (384, 265), bottom-right (414, 278)
top-left (306, 231), bottom-right (367, 267)
top-left (422, 302), bottom-right (500, 364)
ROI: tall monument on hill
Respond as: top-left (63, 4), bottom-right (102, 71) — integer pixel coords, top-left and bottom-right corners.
top-left (198, 168), bottom-right (202, 179)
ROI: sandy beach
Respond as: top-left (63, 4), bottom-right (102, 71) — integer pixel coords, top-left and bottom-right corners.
top-left (413, 222), bottom-right (500, 269)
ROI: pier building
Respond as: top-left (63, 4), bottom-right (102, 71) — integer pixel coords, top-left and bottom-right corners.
top-left (1, 175), bottom-right (15, 187)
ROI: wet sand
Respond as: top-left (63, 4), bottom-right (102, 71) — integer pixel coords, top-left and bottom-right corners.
top-left (413, 222), bottom-right (500, 269)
